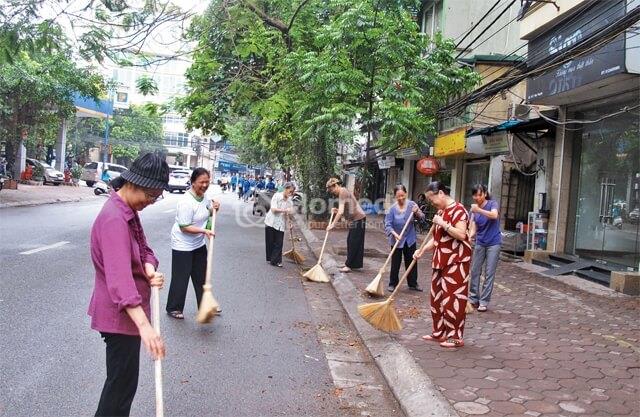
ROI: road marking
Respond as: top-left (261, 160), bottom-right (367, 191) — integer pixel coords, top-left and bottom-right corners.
top-left (20, 241), bottom-right (70, 255)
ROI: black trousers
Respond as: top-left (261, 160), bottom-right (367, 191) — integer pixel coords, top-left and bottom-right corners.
top-left (166, 245), bottom-right (207, 313)
top-left (95, 333), bottom-right (141, 417)
top-left (345, 218), bottom-right (366, 269)
top-left (389, 242), bottom-right (418, 288)
top-left (265, 225), bottom-right (284, 265)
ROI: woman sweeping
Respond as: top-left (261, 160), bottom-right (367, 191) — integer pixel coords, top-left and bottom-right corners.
top-left (88, 153), bottom-right (168, 416)
top-left (468, 184), bottom-right (502, 312)
top-left (166, 168), bottom-right (220, 319)
top-left (384, 184), bottom-right (425, 292)
top-left (414, 181), bottom-right (472, 348)
top-left (265, 182), bottom-right (295, 267)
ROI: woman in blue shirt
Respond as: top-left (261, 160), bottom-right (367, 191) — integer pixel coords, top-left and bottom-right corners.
top-left (468, 184), bottom-right (502, 312)
top-left (384, 184), bottom-right (425, 292)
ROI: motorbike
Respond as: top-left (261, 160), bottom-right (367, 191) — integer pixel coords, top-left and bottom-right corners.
top-left (613, 216), bottom-right (623, 229)
top-left (94, 180), bottom-right (111, 196)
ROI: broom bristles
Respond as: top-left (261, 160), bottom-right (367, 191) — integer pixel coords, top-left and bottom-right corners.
top-left (196, 286), bottom-right (220, 324)
top-left (284, 249), bottom-right (306, 264)
top-left (303, 263), bottom-right (330, 282)
top-left (358, 299), bottom-right (403, 332)
top-left (465, 302), bottom-right (475, 314)
top-left (365, 272), bottom-right (385, 297)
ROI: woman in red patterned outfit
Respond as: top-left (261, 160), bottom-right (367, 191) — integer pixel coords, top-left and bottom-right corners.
top-left (414, 181), bottom-right (472, 348)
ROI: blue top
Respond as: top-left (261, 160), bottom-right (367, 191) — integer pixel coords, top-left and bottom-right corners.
top-left (384, 201), bottom-right (423, 248)
top-left (266, 181), bottom-right (276, 190)
top-left (472, 199), bottom-right (502, 246)
top-left (242, 179), bottom-right (251, 190)
top-left (257, 180), bottom-right (266, 190)
top-left (231, 176), bottom-right (238, 185)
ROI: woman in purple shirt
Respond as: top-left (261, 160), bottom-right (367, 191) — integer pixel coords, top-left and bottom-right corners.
top-left (88, 153), bottom-right (168, 416)
top-left (468, 184), bottom-right (502, 312)
top-left (384, 184), bottom-right (425, 292)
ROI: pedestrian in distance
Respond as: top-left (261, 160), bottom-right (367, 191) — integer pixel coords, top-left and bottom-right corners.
top-left (242, 176), bottom-right (251, 202)
top-left (88, 153), bottom-right (167, 417)
top-left (468, 184), bottom-right (502, 312)
top-left (265, 182), bottom-right (296, 267)
top-left (230, 173), bottom-right (238, 192)
top-left (326, 177), bottom-right (367, 273)
top-left (266, 176), bottom-right (276, 191)
top-left (384, 184), bottom-right (425, 292)
top-left (166, 168), bottom-right (221, 320)
top-left (414, 181), bottom-right (472, 349)
top-left (237, 174), bottom-right (244, 200)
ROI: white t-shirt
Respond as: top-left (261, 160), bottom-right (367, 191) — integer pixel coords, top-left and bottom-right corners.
top-left (264, 192), bottom-right (293, 232)
top-left (171, 191), bottom-right (211, 251)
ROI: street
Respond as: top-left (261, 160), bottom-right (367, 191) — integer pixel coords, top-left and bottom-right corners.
top-left (0, 188), bottom-right (399, 417)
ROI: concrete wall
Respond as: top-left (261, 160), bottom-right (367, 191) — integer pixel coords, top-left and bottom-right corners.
top-left (547, 108), bottom-right (573, 253)
top-left (519, 0), bottom-right (590, 40)
top-left (441, 0), bottom-right (525, 56)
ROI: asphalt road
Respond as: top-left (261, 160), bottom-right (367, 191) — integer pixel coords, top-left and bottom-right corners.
top-left (0, 188), bottom-right (346, 416)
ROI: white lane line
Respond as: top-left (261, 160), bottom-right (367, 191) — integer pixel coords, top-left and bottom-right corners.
top-left (20, 241), bottom-right (70, 255)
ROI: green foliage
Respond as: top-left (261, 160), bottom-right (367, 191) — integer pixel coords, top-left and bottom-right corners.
top-left (71, 164), bottom-right (83, 179)
top-left (109, 105), bottom-right (164, 161)
top-left (177, 0), bottom-right (478, 212)
top-left (32, 163), bottom-right (45, 180)
top-left (136, 75), bottom-right (159, 96)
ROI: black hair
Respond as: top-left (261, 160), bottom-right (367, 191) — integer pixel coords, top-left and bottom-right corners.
top-left (190, 167), bottom-right (210, 183)
top-left (425, 181), bottom-right (451, 195)
top-left (393, 184), bottom-right (407, 195)
top-left (471, 184), bottom-right (491, 200)
top-left (418, 193), bottom-right (426, 200)
top-left (110, 176), bottom-right (126, 191)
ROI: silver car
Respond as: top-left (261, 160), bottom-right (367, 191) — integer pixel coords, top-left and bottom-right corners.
top-left (25, 159), bottom-right (64, 185)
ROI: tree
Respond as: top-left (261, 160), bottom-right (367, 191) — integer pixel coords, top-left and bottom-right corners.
top-left (176, 0), bottom-right (478, 215)
top-left (109, 105), bottom-right (164, 165)
top-left (0, 50), bottom-right (104, 177)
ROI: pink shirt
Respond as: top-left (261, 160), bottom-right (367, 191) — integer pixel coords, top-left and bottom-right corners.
top-left (87, 192), bottom-right (159, 336)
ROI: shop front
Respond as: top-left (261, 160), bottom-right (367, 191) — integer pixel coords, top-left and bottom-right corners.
top-left (566, 95), bottom-right (640, 271)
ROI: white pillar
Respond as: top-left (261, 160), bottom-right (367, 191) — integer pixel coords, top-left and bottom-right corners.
top-left (55, 119), bottom-right (67, 172)
top-left (16, 140), bottom-right (27, 178)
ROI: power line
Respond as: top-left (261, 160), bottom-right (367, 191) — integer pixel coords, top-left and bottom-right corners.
top-left (533, 104), bottom-right (640, 125)
top-left (456, 0), bottom-right (518, 59)
top-left (454, 0), bottom-right (505, 48)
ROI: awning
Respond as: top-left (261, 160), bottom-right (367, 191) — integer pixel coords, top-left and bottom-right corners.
top-left (73, 93), bottom-right (114, 119)
top-left (466, 115), bottom-right (555, 137)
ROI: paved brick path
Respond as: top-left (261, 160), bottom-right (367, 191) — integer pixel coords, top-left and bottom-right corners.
top-left (304, 218), bottom-right (640, 417)
top-left (0, 182), bottom-right (98, 208)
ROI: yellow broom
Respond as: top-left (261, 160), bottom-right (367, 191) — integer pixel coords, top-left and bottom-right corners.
top-left (303, 211), bottom-right (335, 283)
top-left (358, 230), bottom-right (432, 332)
top-left (197, 209), bottom-right (221, 324)
top-left (283, 214), bottom-right (305, 264)
top-left (365, 212), bottom-right (414, 297)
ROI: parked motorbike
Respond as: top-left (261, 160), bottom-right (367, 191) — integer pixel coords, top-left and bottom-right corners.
top-left (94, 180), bottom-right (110, 196)
top-left (613, 216), bottom-right (623, 229)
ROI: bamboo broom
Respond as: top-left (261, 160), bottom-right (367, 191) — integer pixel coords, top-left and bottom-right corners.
top-left (303, 211), bottom-right (335, 283)
top-left (358, 230), bottom-right (433, 332)
top-left (151, 286), bottom-right (164, 417)
top-left (283, 214), bottom-right (305, 264)
top-left (197, 209), bottom-right (221, 324)
top-left (365, 211), bottom-right (415, 297)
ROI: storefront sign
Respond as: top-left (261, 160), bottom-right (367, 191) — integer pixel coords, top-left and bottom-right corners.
top-left (377, 156), bottom-right (396, 169)
top-left (434, 127), bottom-right (467, 157)
top-left (527, 1), bottom-right (626, 102)
top-left (396, 148), bottom-right (418, 158)
top-left (216, 159), bottom-right (247, 172)
top-left (416, 157), bottom-right (440, 176)
top-left (483, 133), bottom-right (509, 154)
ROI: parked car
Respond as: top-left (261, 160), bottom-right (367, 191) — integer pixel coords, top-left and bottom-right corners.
top-left (629, 207), bottom-right (640, 224)
top-left (168, 169), bottom-right (191, 193)
top-left (26, 158), bottom-right (64, 185)
top-left (81, 162), bottom-right (127, 187)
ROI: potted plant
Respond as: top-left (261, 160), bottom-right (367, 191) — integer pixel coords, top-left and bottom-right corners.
top-left (71, 165), bottom-right (83, 185)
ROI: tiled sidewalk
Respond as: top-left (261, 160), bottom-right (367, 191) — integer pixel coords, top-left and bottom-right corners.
top-left (305, 219), bottom-right (640, 417)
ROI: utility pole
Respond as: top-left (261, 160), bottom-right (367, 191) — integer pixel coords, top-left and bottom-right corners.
top-left (102, 90), bottom-right (114, 164)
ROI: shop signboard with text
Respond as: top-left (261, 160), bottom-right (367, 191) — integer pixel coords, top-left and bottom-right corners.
top-left (434, 127), bottom-right (467, 157)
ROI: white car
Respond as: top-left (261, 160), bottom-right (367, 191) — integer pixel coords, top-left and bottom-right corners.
top-left (25, 159), bottom-right (64, 185)
top-left (81, 162), bottom-right (127, 187)
top-left (168, 169), bottom-right (191, 193)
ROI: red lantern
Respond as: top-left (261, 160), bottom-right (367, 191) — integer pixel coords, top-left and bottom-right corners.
top-left (417, 157), bottom-right (440, 176)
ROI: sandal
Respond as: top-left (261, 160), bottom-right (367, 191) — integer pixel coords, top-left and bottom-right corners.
top-left (440, 338), bottom-right (464, 348)
top-left (422, 334), bottom-right (445, 342)
top-left (339, 266), bottom-right (352, 273)
top-left (477, 305), bottom-right (487, 312)
top-left (167, 311), bottom-right (184, 320)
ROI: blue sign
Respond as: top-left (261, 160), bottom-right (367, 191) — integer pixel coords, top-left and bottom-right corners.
top-left (73, 92), bottom-right (114, 117)
top-left (217, 159), bottom-right (247, 173)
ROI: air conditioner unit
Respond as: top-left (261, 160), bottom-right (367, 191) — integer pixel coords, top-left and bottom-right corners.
top-left (510, 104), bottom-right (531, 120)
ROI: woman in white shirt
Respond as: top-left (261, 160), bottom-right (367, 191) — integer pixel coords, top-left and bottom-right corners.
top-left (166, 168), bottom-right (220, 319)
top-left (265, 182), bottom-right (295, 267)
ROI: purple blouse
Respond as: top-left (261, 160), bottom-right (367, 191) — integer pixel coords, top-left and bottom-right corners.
top-left (384, 201), bottom-right (424, 248)
top-left (87, 192), bottom-right (159, 336)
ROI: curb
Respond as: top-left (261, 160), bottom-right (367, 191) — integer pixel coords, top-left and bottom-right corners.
top-left (293, 215), bottom-right (459, 417)
top-left (0, 195), bottom-right (99, 209)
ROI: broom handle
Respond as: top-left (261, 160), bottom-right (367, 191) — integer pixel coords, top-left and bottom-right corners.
top-left (287, 214), bottom-right (296, 249)
top-left (318, 211), bottom-right (336, 262)
top-left (388, 228), bottom-right (433, 302)
top-left (204, 208), bottom-right (217, 286)
top-left (379, 211), bottom-right (414, 273)
top-left (151, 286), bottom-right (164, 417)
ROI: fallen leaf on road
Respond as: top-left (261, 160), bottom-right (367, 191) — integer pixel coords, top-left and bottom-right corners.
top-left (332, 388), bottom-right (343, 397)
